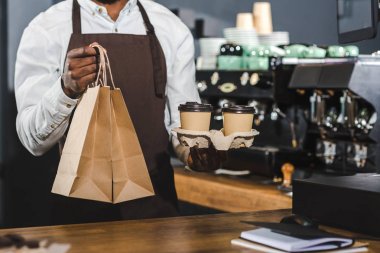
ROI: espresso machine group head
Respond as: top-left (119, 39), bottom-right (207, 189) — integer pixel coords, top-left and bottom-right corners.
top-left (289, 58), bottom-right (379, 173)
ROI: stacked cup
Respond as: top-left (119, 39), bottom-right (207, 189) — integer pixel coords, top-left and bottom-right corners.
top-left (198, 38), bottom-right (226, 70)
top-left (253, 2), bottom-right (273, 35)
top-left (236, 13), bottom-right (255, 29)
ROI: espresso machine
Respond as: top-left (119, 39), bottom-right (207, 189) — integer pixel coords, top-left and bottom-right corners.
top-left (288, 56), bottom-right (380, 174)
top-left (196, 57), bottom-right (312, 178)
top-left (289, 0), bottom-right (380, 237)
top-left (290, 55), bottom-right (380, 236)
top-left (196, 54), bottom-right (380, 178)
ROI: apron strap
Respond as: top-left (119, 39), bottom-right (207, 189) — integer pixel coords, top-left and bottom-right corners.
top-left (72, 0), bottom-right (82, 34)
top-left (137, 1), bottom-right (155, 35)
top-left (71, 0), bottom-right (167, 97)
top-left (137, 1), bottom-right (167, 98)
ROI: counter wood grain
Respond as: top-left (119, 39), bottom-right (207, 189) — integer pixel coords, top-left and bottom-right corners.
top-left (174, 168), bottom-right (292, 212)
top-left (1, 209), bottom-right (379, 253)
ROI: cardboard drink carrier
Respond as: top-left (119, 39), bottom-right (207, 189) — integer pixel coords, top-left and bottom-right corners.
top-left (52, 44), bottom-right (155, 203)
top-left (174, 103), bottom-right (259, 151)
top-left (172, 128), bottom-right (259, 151)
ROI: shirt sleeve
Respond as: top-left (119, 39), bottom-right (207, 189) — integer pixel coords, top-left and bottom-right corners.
top-left (15, 24), bottom-right (77, 156)
top-left (164, 28), bottom-right (201, 134)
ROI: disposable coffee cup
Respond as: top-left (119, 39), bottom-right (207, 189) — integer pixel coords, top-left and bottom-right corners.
top-left (222, 106), bottom-right (256, 136)
top-left (253, 2), bottom-right (273, 35)
top-left (178, 102), bottom-right (213, 131)
top-left (236, 13), bottom-right (254, 29)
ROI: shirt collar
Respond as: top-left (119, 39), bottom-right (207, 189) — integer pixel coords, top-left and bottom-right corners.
top-left (77, 0), bottom-right (138, 18)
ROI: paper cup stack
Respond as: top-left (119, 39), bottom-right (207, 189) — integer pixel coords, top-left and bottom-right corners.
top-left (253, 2), bottom-right (273, 35)
top-left (223, 12), bottom-right (259, 47)
top-left (236, 13), bottom-right (254, 29)
top-left (258, 32), bottom-right (290, 46)
top-left (198, 38), bottom-right (226, 70)
top-left (199, 38), bottom-right (227, 57)
top-left (223, 28), bottom-right (260, 47)
top-left (224, 2), bottom-right (290, 48)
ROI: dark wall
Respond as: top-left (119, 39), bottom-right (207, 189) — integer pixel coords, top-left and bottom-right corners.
top-left (0, 0), bottom-right (6, 162)
top-left (8, 0), bottom-right (52, 91)
top-left (0, 0), bottom-right (7, 226)
top-left (156, 0), bottom-right (380, 54)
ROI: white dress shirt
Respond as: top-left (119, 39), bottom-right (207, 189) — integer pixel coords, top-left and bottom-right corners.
top-left (15, 0), bottom-right (200, 156)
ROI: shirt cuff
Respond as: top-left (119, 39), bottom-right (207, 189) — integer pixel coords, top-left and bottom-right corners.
top-left (45, 77), bottom-right (78, 116)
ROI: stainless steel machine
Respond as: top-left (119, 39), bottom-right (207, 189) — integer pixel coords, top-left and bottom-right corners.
top-left (293, 0), bottom-right (380, 237)
top-left (196, 54), bottom-right (380, 177)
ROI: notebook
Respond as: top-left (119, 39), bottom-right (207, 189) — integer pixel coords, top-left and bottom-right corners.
top-left (231, 238), bottom-right (368, 253)
top-left (238, 227), bottom-right (356, 252)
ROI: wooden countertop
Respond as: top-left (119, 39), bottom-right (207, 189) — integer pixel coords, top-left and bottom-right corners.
top-left (174, 168), bottom-right (291, 212)
top-left (1, 209), bottom-right (379, 253)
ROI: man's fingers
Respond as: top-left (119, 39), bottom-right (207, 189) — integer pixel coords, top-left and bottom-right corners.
top-left (78, 73), bottom-right (97, 88)
top-left (62, 45), bottom-right (99, 98)
top-left (199, 150), bottom-right (209, 167)
top-left (189, 148), bottom-right (199, 164)
top-left (71, 64), bottom-right (97, 80)
top-left (68, 56), bottom-right (97, 70)
top-left (189, 148), bottom-right (203, 170)
top-left (218, 151), bottom-right (228, 162)
top-left (194, 148), bottom-right (204, 164)
top-left (67, 46), bottom-right (97, 59)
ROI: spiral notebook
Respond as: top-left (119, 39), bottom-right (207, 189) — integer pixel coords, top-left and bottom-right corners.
top-left (231, 237), bottom-right (368, 253)
top-left (232, 225), bottom-right (368, 253)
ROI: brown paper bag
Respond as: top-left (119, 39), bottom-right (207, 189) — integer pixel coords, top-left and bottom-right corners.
top-left (111, 88), bottom-right (154, 203)
top-left (52, 44), bottom-right (154, 203)
top-left (52, 85), bottom-right (113, 202)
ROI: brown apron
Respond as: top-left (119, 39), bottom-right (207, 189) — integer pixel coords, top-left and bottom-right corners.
top-left (50, 0), bottom-right (178, 225)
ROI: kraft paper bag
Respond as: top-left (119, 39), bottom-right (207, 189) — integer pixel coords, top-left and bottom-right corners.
top-left (111, 88), bottom-right (155, 203)
top-left (52, 85), bottom-right (113, 202)
top-left (52, 43), bottom-right (155, 203)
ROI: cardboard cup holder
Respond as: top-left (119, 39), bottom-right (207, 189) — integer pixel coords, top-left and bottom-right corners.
top-left (172, 128), bottom-right (260, 151)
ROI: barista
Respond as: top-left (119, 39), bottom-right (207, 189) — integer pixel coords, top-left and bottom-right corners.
top-left (15, 0), bottom-right (219, 224)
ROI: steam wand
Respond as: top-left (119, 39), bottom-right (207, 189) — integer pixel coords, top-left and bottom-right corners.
top-left (272, 105), bottom-right (298, 148)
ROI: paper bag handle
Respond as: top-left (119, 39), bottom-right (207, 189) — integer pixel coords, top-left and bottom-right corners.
top-left (90, 43), bottom-right (116, 89)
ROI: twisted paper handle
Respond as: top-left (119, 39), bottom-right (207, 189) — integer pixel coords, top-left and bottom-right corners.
top-left (90, 43), bottom-right (116, 89)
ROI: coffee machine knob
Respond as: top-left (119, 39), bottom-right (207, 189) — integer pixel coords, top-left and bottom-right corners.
top-left (250, 73), bottom-right (260, 86)
top-left (211, 72), bottom-right (220, 85)
top-left (218, 83), bottom-right (237, 93)
top-left (197, 81), bottom-right (207, 92)
top-left (240, 72), bottom-right (249, 86)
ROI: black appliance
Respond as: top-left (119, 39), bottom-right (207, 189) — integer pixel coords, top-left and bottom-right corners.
top-left (292, 2), bottom-right (380, 237)
top-left (293, 173), bottom-right (380, 236)
top-left (196, 55), bottom-right (380, 177)
top-left (196, 59), bottom-right (313, 178)
top-left (337, 0), bottom-right (380, 43)
top-left (288, 56), bottom-right (380, 174)
top-left (291, 56), bottom-right (380, 236)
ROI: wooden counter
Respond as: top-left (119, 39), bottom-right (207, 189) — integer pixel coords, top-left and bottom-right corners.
top-left (174, 168), bottom-right (291, 212)
top-left (1, 209), bottom-right (379, 253)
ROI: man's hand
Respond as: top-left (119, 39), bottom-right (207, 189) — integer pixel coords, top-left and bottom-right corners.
top-left (187, 145), bottom-right (227, 172)
top-left (62, 46), bottom-right (98, 98)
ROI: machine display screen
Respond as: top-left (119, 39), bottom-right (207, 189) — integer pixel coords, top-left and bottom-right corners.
top-left (338, 0), bottom-right (373, 33)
